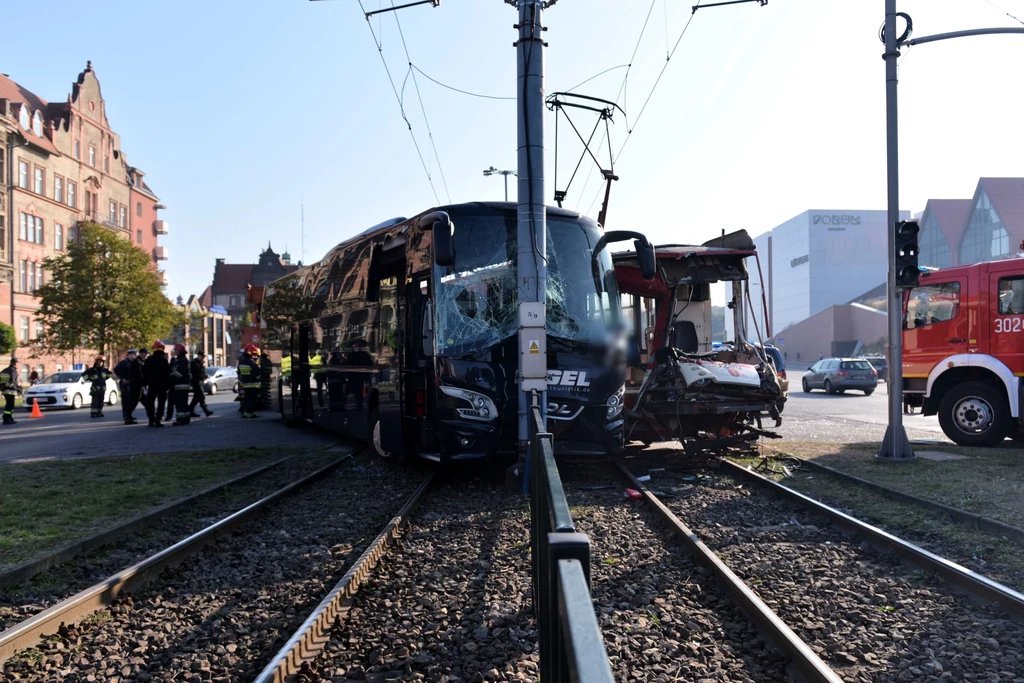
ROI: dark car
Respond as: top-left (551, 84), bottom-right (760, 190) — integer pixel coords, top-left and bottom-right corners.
top-left (802, 358), bottom-right (878, 395)
top-left (862, 355), bottom-right (888, 381)
top-left (203, 366), bottom-right (239, 395)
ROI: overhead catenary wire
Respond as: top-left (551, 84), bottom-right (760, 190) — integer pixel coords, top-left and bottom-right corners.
top-left (982, 0), bottom-right (1024, 25)
top-left (411, 65), bottom-right (515, 100)
top-left (356, 0), bottom-right (441, 204)
top-left (390, 1), bottom-right (451, 204)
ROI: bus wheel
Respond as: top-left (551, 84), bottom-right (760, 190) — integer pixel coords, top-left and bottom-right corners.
top-left (370, 410), bottom-right (390, 458)
top-left (938, 381), bottom-right (1011, 447)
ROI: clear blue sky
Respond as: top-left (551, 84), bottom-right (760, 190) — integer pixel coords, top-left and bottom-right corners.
top-left (5, 0), bottom-right (1024, 299)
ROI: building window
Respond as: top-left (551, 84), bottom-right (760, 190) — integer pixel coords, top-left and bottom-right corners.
top-left (28, 262), bottom-right (35, 292)
top-left (19, 213), bottom-right (44, 245)
top-left (67, 181), bottom-right (77, 208)
top-left (20, 317), bottom-right (29, 343)
top-left (34, 321), bottom-right (44, 339)
top-left (109, 200), bottom-right (117, 223)
top-left (0, 152), bottom-right (5, 185)
top-left (0, 216), bottom-right (5, 254)
top-left (18, 160), bottom-right (29, 189)
top-left (55, 175), bottom-right (64, 203)
top-left (74, 139), bottom-right (80, 159)
top-left (136, 202), bottom-right (142, 217)
top-left (230, 296), bottom-right (240, 307)
top-left (104, 156), bottom-right (110, 174)
top-left (88, 145), bottom-right (96, 167)
top-left (19, 106), bottom-right (30, 129)
top-left (34, 167), bottom-right (44, 195)
top-left (960, 191), bottom-right (1009, 265)
top-left (20, 366), bottom-right (29, 384)
top-left (137, 229), bottom-right (143, 245)
top-left (120, 206), bottom-right (127, 228)
top-left (20, 261), bottom-right (27, 291)
top-left (69, 226), bottom-right (77, 243)
top-left (37, 264), bottom-right (44, 289)
top-left (32, 111), bottom-right (43, 136)
top-left (56, 224), bottom-right (64, 251)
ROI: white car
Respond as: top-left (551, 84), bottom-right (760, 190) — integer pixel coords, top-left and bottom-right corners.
top-left (23, 371), bottom-right (120, 410)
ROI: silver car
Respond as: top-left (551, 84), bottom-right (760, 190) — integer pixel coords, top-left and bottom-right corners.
top-left (802, 358), bottom-right (878, 396)
top-left (203, 366), bottom-right (239, 395)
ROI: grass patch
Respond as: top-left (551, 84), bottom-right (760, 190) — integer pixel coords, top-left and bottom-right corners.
top-left (752, 440), bottom-right (1024, 529)
top-left (0, 447), bottom-right (332, 570)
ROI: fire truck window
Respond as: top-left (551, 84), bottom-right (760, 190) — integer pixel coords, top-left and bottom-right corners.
top-left (905, 282), bottom-right (960, 329)
top-left (997, 277), bottom-right (1024, 315)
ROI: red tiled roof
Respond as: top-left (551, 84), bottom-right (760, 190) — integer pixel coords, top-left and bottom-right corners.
top-left (212, 264), bottom-right (254, 295)
top-left (979, 178), bottom-right (1024, 237)
top-left (0, 73), bottom-right (60, 155)
top-left (198, 285), bottom-right (213, 308)
top-left (923, 199), bottom-right (971, 253)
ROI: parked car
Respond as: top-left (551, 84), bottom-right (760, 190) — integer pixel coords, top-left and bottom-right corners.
top-left (862, 354), bottom-right (888, 381)
top-left (802, 358), bottom-right (878, 395)
top-left (203, 366), bottom-right (239, 395)
top-left (23, 371), bottom-right (120, 410)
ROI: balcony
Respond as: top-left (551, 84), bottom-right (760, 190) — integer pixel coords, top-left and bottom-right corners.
top-left (158, 271), bottom-right (169, 286)
top-left (154, 220), bottom-right (169, 235)
top-left (154, 246), bottom-right (169, 261)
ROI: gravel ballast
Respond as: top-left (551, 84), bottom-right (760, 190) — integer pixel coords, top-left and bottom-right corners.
top-left (564, 472), bottom-right (790, 683)
top-left (3, 459), bottom-right (424, 681)
top-left (306, 474), bottom-right (535, 683)
top-left (0, 453), bottom-right (346, 632)
top-left (650, 468), bottom-right (1024, 683)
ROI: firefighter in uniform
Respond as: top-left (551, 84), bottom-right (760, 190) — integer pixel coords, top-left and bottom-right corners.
top-left (82, 355), bottom-right (113, 418)
top-left (169, 343), bottom-right (192, 425)
top-left (143, 341), bottom-right (170, 427)
top-left (239, 343), bottom-right (261, 418)
top-left (188, 354), bottom-right (213, 418)
top-left (1, 357), bottom-right (21, 425)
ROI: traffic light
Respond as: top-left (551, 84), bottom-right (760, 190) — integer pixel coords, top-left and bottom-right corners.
top-left (894, 219), bottom-right (920, 288)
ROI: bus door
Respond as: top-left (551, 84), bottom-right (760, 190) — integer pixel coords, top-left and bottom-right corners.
top-left (401, 274), bottom-right (437, 456)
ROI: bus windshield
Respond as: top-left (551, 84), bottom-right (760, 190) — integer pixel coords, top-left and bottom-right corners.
top-left (434, 212), bottom-right (621, 356)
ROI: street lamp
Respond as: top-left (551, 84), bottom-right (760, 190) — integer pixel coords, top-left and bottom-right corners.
top-left (483, 166), bottom-right (516, 202)
top-left (878, 3), bottom-right (1024, 461)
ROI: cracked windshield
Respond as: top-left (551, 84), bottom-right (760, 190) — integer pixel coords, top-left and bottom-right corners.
top-left (434, 214), bottom-right (620, 357)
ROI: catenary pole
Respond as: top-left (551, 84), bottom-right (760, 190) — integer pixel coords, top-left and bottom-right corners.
top-left (515, 0), bottom-right (549, 465)
top-left (878, 0), bottom-right (914, 461)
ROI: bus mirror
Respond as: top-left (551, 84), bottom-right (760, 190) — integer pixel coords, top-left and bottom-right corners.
top-left (636, 238), bottom-right (656, 281)
top-left (433, 219), bottom-right (455, 267)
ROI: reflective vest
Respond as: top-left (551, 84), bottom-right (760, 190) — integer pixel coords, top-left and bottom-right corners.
top-left (0, 366), bottom-right (18, 396)
top-left (82, 367), bottom-right (112, 395)
top-left (238, 355), bottom-right (260, 389)
top-left (169, 356), bottom-right (191, 391)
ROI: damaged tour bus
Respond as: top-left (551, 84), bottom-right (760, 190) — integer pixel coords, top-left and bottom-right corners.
top-left (614, 230), bottom-right (786, 451)
top-left (269, 202), bottom-right (655, 463)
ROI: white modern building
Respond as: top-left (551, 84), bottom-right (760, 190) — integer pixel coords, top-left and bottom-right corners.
top-left (728, 209), bottom-right (910, 343)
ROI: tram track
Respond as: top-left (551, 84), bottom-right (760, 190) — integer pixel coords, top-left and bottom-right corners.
top-left (0, 453), bottom-right (427, 680)
top-left (615, 460), bottom-right (1024, 682)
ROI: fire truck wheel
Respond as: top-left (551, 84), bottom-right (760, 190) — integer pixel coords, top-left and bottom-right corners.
top-left (938, 381), bottom-right (1011, 447)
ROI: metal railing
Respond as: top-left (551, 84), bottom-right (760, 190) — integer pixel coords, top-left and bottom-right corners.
top-left (528, 390), bottom-right (614, 683)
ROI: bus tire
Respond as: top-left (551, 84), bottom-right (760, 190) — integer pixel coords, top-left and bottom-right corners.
top-left (938, 381), bottom-right (1011, 447)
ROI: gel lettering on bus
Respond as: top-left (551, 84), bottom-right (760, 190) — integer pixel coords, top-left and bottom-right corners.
top-left (547, 370), bottom-right (591, 387)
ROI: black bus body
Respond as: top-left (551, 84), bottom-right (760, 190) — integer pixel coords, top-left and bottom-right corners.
top-left (270, 202), bottom-right (631, 464)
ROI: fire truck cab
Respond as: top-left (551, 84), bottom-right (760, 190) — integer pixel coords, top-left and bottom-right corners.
top-left (903, 257), bottom-right (1024, 446)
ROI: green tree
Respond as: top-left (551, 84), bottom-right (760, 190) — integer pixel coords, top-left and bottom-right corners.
top-left (35, 223), bottom-right (183, 357)
top-left (260, 273), bottom-right (312, 349)
top-left (0, 321), bottom-right (16, 356)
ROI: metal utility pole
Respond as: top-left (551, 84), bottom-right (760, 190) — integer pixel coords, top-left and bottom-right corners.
top-left (877, 2), bottom-right (1024, 461)
top-left (513, 0), bottom-right (551, 467)
top-left (483, 166), bottom-right (516, 201)
top-left (878, 0), bottom-right (913, 461)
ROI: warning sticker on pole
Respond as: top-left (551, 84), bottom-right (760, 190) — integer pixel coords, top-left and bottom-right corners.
top-left (529, 340), bottom-right (541, 354)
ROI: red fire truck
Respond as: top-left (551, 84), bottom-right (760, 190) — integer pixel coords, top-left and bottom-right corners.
top-left (902, 256), bottom-right (1024, 446)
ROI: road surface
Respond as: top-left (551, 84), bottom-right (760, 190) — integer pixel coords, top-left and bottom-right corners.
top-left (0, 392), bottom-right (338, 465)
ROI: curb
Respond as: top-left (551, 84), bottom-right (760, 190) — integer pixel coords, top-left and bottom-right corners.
top-left (0, 456), bottom-right (291, 589)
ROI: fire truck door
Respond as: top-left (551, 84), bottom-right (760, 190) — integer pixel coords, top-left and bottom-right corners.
top-left (988, 270), bottom-right (1024, 377)
top-left (902, 277), bottom-right (969, 381)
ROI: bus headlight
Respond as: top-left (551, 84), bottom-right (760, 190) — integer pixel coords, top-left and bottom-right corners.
top-left (607, 386), bottom-right (625, 419)
top-left (440, 385), bottom-right (497, 422)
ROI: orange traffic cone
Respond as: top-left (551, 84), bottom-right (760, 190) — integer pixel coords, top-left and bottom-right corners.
top-left (29, 398), bottom-right (44, 418)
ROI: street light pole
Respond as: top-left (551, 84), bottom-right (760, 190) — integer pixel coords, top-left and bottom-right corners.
top-left (483, 166), bottom-right (516, 201)
top-left (877, 3), bottom-right (1024, 461)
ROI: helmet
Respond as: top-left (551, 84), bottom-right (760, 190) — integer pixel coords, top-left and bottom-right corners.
top-left (244, 343), bottom-right (259, 356)
top-left (95, 355), bottom-right (105, 362)
top-left (173, 343), bottom-right (186, 354)
top-left (152, 340), bottom-right (166, 350)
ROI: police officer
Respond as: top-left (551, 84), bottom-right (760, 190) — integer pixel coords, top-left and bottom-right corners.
top-left (169, 343), bottom-right (192, 425)
top-left (114, 349), bottom-right (139, 425)
top-left (1, 357), bottom-right (21, 425)
top-left (188, 354), bottom-right (213, 417)
top-left (238, 343), bottom-right (261, 418)
top-left (82, 355), bottom-right (113, 418)
top-left (143, 341), bottom-right (170, 428)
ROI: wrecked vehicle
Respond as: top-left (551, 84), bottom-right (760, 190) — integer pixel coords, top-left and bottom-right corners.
top-left (613, 230), bottom-right (785, 451)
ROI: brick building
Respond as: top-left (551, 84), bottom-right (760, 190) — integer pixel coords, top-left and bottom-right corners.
top-left (0, 62), bottom-right (167, 379)
top-left (210, 244), bottom-right (297, 358)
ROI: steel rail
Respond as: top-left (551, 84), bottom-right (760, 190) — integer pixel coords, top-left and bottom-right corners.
top-left (611, 461), bottom-right (844, 683)
top-left (722, 460), bottom-right (1024, 617)
top-left (252, 471), bottom-right (437, 683)
top-left (0, 453), bottom-right (356, 664)
top-left (0, 456), bottom-right (292, 589)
